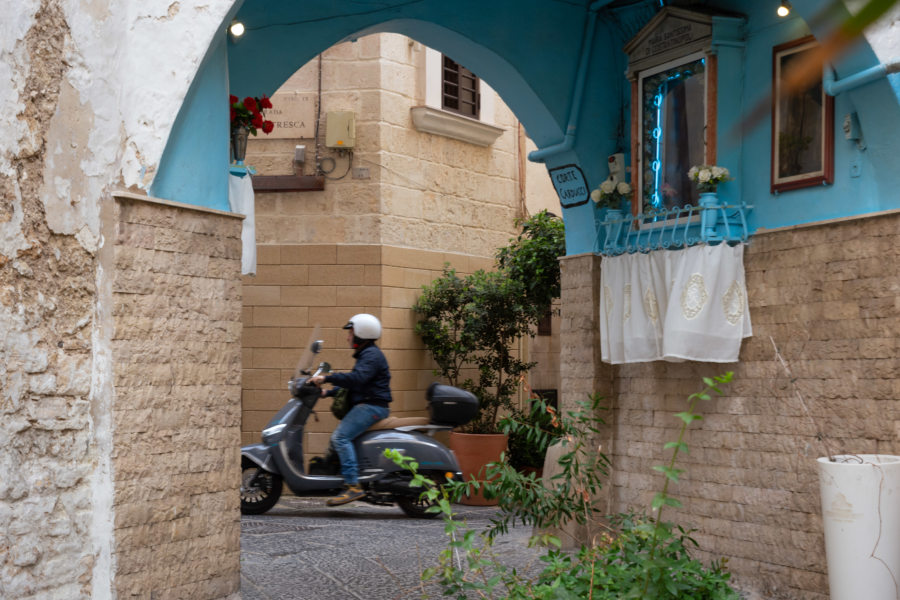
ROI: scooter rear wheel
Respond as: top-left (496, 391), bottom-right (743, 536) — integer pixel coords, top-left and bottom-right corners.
top-left (241, 458), bottom-right (283, 515)
top-left (397, 494), bottom-right (440, 519)
top-left (396, 474), bottom-right (443, 519)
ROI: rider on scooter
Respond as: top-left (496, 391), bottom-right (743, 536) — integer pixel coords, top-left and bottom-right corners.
top-left (308, 313), bottom-right (392, 506)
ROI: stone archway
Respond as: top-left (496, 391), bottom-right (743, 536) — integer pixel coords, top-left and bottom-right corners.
top-left (9, 1), bottom-right (900, 598)
top-left (234, 29), bottom-right (562, 460)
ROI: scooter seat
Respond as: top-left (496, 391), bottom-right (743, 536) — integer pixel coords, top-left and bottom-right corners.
top-left (368, 416), bottom-right (430, 431)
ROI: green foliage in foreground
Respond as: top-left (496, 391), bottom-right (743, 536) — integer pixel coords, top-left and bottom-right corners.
top-left (385, 372), bottom-right (740, 599)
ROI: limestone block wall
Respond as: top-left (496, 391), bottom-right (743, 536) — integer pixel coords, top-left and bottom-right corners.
top-left (528, 299), bottom-right (561, 396)
top-left (110, 194), bottom-right (243, 599)
top-left (558, 212), bottom-right (900, 599)
top-left (241, 243), bottom-right (491, 455)
top-left (245, 33), bottom-right (523, 259)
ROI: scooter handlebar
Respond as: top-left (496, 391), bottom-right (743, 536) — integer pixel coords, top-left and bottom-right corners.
top-left (311, 361), bottom-right (331, 377)
top-left (288, 377), bottom-right (317, 397)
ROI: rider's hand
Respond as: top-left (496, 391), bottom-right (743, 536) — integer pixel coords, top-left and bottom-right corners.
top-left (309, 375), bottom-right (326, 386)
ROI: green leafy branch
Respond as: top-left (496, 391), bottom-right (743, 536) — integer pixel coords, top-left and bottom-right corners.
top-left (640, 372), bottom-right (734, 598)
top-left (384, 373), bottom-right (740, 599)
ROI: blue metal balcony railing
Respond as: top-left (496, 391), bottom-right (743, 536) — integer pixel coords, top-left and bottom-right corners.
top-left (595, 202), bottom-right (753, 256)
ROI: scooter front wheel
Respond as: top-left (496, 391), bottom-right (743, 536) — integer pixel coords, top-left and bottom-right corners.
top-left (241, 458), bottom-right (283, 515)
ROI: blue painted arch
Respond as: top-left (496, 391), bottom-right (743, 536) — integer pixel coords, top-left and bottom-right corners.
top-left (151, 0), bottom-right (900, 256)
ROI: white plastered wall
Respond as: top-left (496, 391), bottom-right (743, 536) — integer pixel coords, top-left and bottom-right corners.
top-left (0, 2), bottom-right (231, 598)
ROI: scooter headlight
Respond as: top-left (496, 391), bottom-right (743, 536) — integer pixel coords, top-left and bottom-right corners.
top-left (262, 423), bottom-right (287, 443)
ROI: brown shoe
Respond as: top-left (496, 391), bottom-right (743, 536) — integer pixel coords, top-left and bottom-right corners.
top-left (327, 484), bottom-right (365, 506)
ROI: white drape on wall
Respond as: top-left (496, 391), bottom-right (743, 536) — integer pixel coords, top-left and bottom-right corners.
top-left (600, 243), bottom-right (752, 364)
top-left (228, 173), bottom-right (257, 275)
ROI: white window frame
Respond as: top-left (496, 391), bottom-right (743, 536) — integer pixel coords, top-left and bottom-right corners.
top-left (411, 47), bottom-right (504, 146)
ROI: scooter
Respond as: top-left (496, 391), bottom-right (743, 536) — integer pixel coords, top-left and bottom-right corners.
top-left (240, 340), bottom-right (478, 518)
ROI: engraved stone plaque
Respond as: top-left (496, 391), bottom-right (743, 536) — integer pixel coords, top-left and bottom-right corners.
top-left (267, 92), bottom-right (316, 139)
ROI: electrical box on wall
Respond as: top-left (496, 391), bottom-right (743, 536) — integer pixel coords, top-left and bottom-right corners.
top-left (325, 111), bottom-right (356, 148)
top-left (607, 153), bottom-right (625, 182)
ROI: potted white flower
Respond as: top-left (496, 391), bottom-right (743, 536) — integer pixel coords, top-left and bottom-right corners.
top-left (687, 165), bottom-right (731, 239)
top-left (590, 178), bottom-right (631, 211)
top-left (687, 164), bottom-right (731, 193)
top-left (590, 178), bottom-right (631, 250)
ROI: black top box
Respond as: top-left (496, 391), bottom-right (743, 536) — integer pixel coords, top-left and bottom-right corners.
top-left (426, 383), bottom-right (478, 427)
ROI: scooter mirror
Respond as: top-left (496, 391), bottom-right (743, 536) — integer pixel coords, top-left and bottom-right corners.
top-left (310, 340), bottom-right (324, 354)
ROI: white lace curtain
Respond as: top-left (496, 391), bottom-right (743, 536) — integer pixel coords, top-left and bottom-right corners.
top-left (599, 243), bottom-right (752, 364)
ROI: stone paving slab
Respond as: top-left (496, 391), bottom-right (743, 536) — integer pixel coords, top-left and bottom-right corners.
top-left (240, 495), bottom-right (542, 600)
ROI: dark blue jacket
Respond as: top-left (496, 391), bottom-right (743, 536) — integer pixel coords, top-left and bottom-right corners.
top-left (324, 343), bottom-right (392, 409)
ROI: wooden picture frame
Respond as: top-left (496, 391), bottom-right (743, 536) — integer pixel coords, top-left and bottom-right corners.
top-left (771, 36), bottom-right (834, 193)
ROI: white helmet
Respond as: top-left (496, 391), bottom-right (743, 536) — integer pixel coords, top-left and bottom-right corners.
top-left (343, 313), bottom-right (382, 340)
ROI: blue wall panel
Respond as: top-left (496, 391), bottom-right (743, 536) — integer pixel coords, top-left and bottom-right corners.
top-left (151, 33), bottom-right (231, 211)
top-left (155, 0), bottom-right (900, 254)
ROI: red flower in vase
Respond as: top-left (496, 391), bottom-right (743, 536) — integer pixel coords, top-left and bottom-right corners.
top-left (229, 93), bottom-right (275, 136)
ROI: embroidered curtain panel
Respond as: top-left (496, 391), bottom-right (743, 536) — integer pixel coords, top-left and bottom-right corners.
top-left (600, 243), bottom-right (752, 364)
top-left (228, 173), bottom-right (257, 276)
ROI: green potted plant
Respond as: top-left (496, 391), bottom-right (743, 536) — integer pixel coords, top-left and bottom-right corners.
top-left (502, 391), bottom-right (562, 475)
top-left (413, 211), bottom-right (565, 504)
top-left (590, 177), bottom-right (631, 211)
top-left (590, 178), bottom-right (631, 248)
top-left (687, 164), bottom-right (732, 237)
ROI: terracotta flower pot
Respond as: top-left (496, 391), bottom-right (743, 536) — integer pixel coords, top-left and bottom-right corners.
top-left (449, 431), bottom-right (508, 506)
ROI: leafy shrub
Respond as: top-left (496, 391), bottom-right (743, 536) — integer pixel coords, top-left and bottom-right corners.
top-left (385, 373), bottom-right (741, 599)
top-left (413, 211), bottom-right (565, 434)
top-left (502, 392), bottom-right (563, 471)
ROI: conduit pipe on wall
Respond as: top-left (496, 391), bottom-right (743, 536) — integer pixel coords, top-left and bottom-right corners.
top-left (824, 60), bottom-right (900, 96)
top-left (528, 0), bottom-right (606, 163)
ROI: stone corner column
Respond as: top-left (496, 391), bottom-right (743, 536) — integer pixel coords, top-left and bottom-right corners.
top-left (547, 252), bottom-right (615, 547)
top-left (559, 253), bottom-right (612, 407)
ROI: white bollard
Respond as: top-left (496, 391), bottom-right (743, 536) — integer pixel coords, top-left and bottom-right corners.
top-left (818, 454), bottom-right (900, 600)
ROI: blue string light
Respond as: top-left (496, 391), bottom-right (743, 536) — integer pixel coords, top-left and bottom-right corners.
top-left (644, 58), bottom-right (705, 211)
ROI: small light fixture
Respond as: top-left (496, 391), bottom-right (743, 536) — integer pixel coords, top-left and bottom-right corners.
top-left (777, 1), bottom-right (791, 17)
top-left (229, 20), bottom-right (245, 37)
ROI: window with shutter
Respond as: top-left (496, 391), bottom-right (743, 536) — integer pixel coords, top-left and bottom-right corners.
top-left (442, 56), bottom-right (480, 119)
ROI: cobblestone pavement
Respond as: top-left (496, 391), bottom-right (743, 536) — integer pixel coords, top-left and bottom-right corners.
top-left (240, 495), bottom-right (542, 600)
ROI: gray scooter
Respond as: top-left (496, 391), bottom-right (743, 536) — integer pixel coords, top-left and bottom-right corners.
top-left (240, 340), bottom-right (478, 518)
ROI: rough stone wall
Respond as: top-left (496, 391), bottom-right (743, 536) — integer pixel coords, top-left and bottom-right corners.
top-left (0, 4), bottom-right (100, 598)
top-left (559, 254), bottom-right (610, 407)
top-left (2, 1), bottom-right (233, 594)
top-left (241, 243), bottom-right (491, 456)
top-left (559, 213), bottom-right (900, 599)
top-left (110, 195), bottom-right (243, 599)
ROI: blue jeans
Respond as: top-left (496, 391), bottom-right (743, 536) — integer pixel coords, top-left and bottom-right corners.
top-left (331, 403), bottom-right (389, 485)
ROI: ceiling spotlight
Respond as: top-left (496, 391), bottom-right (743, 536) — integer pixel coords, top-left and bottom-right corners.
top-left (229, 20), bottom-right (245, 37)
top-left (777, 1), bottom-right (791, 17)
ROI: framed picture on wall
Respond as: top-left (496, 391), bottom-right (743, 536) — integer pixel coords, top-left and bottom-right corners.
top-left (771, 36), bottom-right (834, 193)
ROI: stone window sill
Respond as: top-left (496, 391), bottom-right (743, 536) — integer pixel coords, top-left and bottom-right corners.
top-left (410, 106), bottom-right (504, 146)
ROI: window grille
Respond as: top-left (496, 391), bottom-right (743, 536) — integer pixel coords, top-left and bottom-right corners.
top-left (442, 56), bottom-right (480, 118)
